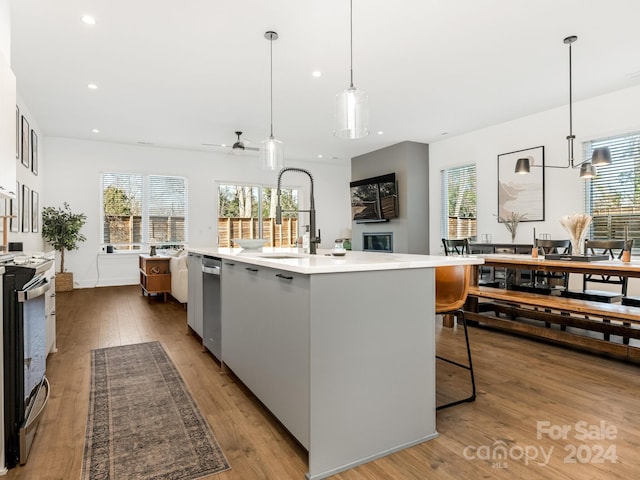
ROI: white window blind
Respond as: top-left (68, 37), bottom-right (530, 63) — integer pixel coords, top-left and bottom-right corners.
top-left (102, 173), bottom-right (187, 248)
top-left (148, 175), bottom-right (187, 243)
top-left (441, 164), bottom-right (477, 240)
top-left (584, 132), bottom-right (640, 249)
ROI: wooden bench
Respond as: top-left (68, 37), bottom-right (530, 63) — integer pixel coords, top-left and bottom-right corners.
top-left (465, 286), bottom-right (640, 360)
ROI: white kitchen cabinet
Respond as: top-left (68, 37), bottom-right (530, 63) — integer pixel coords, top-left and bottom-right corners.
top-left (44, 262), bottom-right (56, 355)
top-left (193, 247), bottom-right (454, 480)
top-left (221, 259), bottom-right (310, 448)
top-left (187, 252), bottom-right (203, 336)
top-left (0, 50), bottom-right (16, 199)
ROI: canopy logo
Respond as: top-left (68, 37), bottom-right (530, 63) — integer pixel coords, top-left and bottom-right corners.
top-left (462, 420), bottom-right (618, 469)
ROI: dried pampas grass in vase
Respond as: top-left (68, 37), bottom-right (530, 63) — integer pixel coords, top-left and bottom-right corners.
top-left (559, 213), bottom-right (592, 255)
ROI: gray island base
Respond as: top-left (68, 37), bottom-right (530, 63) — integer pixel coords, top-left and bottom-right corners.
top-left (189, 248), bottom-right (483, 479)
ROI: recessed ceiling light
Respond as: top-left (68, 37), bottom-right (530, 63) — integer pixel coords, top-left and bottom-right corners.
top-left (317, 154), bottom-right (323, 158)
top-left (377, 131), bottom-right (384, 135)
top-left (92, 129), bottom-right (100, 133)
top-left (81, 15), bottom-right (96, 25)
top-left (312, 71), bottom-right (322, 78)
top-left (88, 83), bottom-right (98, 90)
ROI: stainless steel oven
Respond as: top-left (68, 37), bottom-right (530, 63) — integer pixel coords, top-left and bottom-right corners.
top-left (2, 260), bottom-right (53, 468)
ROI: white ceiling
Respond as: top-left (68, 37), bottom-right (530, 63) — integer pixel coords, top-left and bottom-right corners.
top-left (9, 0), bottom-right (640, 164)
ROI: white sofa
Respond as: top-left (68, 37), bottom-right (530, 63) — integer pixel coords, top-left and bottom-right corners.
top-left (169, 252), bottom-right (188, 303)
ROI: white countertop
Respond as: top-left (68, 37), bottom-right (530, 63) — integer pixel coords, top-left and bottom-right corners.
top-left (187, 247), bottom-right (483, 274)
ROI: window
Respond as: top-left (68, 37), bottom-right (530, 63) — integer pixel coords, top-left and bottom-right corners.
top-left (102, 173), bottom-right (187, 249)
top-left (217, 184), bottom-right (299, 247)
top-left (584, 132), bottom-right (640, 250)
top-left (441, 165), bottom-right (477, 240)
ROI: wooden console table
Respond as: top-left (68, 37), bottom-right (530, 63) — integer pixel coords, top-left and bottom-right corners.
top-left (139, 254), bottom-right (171, 302)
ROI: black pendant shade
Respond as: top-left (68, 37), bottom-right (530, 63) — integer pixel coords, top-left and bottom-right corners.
top-left (515, 157), bottom-right (531, 174)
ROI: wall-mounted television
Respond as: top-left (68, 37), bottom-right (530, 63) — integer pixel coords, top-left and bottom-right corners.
top-left (350, 173), bottom-right (399, 223)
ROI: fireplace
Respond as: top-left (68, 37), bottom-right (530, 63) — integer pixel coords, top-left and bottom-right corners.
top-left (362, 232), bottom-right (393, 253)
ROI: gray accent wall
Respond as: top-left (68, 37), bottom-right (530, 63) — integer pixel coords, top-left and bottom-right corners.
top-left (351, 141), bottom-right (430, 254)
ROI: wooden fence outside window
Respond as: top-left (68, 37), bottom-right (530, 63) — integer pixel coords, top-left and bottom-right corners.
top-left (218, 217), bottom-right (299, 247)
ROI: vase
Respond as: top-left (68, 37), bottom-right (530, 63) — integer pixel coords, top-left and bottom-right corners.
top-left (570, 231), bottom-right (588, 256)
top-left (559, 214), bottom-right (592, 256)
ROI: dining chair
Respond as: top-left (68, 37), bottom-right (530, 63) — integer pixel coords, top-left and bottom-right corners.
top-left (569, 239), bottom-right (634, 342)
top-left (533, 239), bottom-right (571, 289)
top-left (578, 239), bottom-right (633, 301)
top-left (441, 238), bottom-right (470, 256)
top-left (443, 238), bottom-right (499, 287)
top-left (435, 264), bottom-right (476, 410)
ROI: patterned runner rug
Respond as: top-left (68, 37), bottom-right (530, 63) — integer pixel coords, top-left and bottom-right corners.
top-left (82, 341), bottom-right (230, 480)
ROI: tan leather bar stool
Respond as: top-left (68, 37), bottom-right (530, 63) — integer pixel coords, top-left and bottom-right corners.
top-left (435, 264), bottom-right (477, 410)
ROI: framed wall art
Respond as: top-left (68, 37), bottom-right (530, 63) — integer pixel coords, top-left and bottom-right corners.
top-left (22, 184), bottom-right (30, 233)
top-left (497, 145), bottom-right (545, 222)
top-left (10, 181), bottom-right (19, 232)
top-left (0, 196), bottom-right (4, 233)
top-left (31, 190), bottom-right (39, 233)
top-left (31, 130), bottom-right (38, 175)
top-left (16, 105), bottom-right (20, 159)
top-left (21, 115), bottom-right (30, 168)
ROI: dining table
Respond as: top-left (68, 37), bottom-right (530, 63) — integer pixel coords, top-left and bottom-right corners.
top-left (463, 253), bottom-right (640, 360)
top-left (470, 253), bottom-right (640, 286)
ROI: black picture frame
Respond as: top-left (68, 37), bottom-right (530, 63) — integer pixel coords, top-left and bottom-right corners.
top-left (31, 190), bottom-right (39, 233)
top-left (16, 105), bottom-right (20, 159)
top-left (31, 130), bottom-right (38, 175)
top-left (10, 181), bottom-right (19, 232)
top-left (497, 146), bottom-right (545, 222)
top-left (21, 115), bottom-right (30, 168)
top-left (22, 184), bottom-right (30, 233)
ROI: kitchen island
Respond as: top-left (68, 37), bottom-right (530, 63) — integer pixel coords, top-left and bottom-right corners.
top-left (188, 247), bottom-right (483, 480)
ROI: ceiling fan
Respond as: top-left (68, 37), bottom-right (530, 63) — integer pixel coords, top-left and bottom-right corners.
top-left (202, 131), bottom-right (259, 154)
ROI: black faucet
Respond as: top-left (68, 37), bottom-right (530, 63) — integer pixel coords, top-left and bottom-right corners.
top-left (275, 167), bottom-right (321, 254)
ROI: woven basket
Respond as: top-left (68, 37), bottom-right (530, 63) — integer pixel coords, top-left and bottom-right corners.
top-left (56, 272), bottom-right (74, 292)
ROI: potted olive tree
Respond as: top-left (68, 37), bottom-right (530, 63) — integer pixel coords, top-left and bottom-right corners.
top-left (41, 202), bottom-right (87, 291)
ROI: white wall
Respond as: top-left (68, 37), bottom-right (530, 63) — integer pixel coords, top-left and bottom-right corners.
top-left (429, 83), bottom-right (640, 291)
top-left (3, 1), bottom-right (46, 254)
top-left (0, 0), bottom-right (9, 63)
top-left (43, 138), bottom-right (351, 288)
top-left (13, 94), bottom-right (46, 253)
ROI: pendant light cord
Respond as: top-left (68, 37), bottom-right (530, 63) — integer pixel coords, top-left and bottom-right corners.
top-left (269, 34), bottom-right (274, 138)
top-left (568, 41), bottom-right (573, 139)
top-left (349, 0), bottom-right (354, 88)
top-left (566, 36), bottom-right (576, 165)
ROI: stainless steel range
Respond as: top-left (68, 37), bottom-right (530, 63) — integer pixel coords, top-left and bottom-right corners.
top-left (2, 257), bottom-right (53, 468)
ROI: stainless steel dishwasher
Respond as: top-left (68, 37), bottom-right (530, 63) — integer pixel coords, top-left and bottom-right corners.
top-left (202, 256), bottom-right (222, 360)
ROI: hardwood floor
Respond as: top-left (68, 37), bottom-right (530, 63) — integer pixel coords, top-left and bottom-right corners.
top-left (5, 285), bottom-right (639, 479)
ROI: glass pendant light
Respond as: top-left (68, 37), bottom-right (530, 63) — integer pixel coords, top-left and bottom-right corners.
top-left (260, 31), bottom-right (285, 171)
top-left (334, 0), bottom-right (370, 139)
